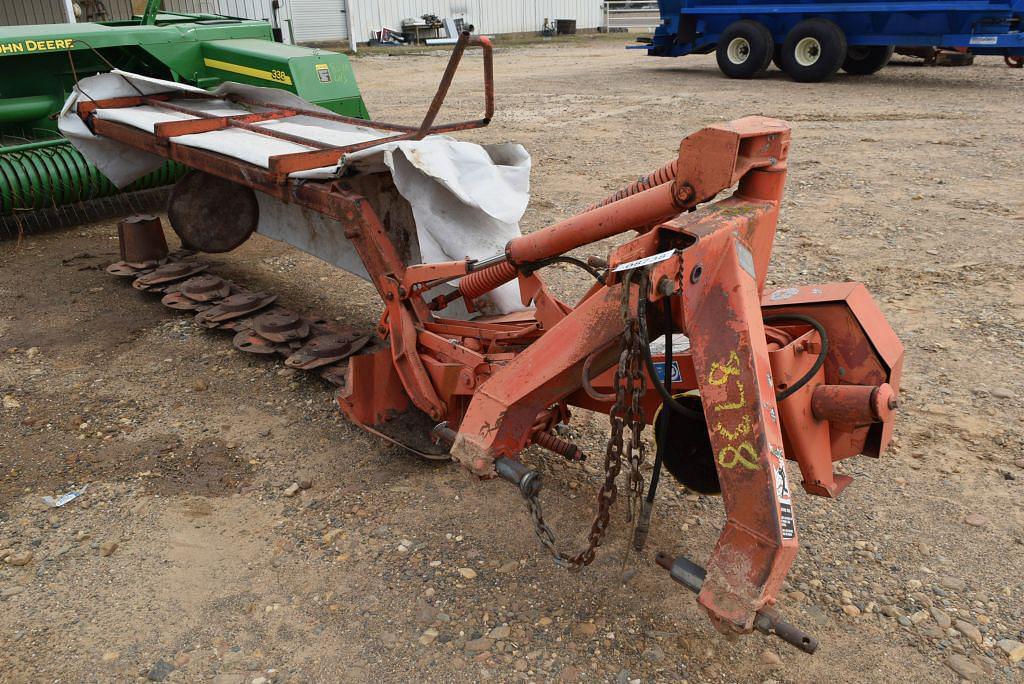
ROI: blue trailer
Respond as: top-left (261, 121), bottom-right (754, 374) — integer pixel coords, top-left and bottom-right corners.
top-left (643, 1), bottom-right (1024, 81)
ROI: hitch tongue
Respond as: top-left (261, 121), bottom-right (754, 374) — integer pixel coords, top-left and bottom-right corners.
top-left (655, 552), bottom-right (818, 655)
top-left (432, 424), bottom-right (542, 498)
top-left (494, 457), bottom-right (543, 497)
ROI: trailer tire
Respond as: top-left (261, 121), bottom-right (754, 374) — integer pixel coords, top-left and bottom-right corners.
top-left (842, 45), bottom-right (894, 74)
top-left (780, 19), bottom-right (847, 82)
top-left (716, 21), bottom-right (774, 79)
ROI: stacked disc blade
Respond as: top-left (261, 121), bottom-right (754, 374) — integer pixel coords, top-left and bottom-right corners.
top-left (120, 256), bottom-right (371, 386)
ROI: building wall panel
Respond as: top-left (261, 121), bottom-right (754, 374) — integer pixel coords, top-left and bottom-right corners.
top-left (348, 0), bottom-right (603, 45)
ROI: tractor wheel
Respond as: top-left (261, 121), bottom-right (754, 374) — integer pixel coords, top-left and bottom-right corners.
top-left (842, 45), bottom-right (894, 75)
top-left (716, 20), bottom-right (774, 79)
top-left (1007, 55), bottom-right (1024, 68)
top-left (780, 19), bottom-right (848, 82)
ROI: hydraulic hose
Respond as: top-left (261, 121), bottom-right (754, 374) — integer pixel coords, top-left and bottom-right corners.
top-left (763, 314), bottom-right (829, 401)
top-left (636, 285), bottom-right (705, 421)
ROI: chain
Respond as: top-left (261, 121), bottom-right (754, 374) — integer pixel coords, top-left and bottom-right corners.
top-left (519, 268), bottom-right (649, 570)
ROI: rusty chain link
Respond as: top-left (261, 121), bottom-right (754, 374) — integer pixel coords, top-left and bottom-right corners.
top-left (519, 268), bottom-right (649, 570)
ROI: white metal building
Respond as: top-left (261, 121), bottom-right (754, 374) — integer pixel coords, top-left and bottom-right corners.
top-left (3, 0), bottom-right (605, 48)
top-left (340, 1), bottom-right (604, 45)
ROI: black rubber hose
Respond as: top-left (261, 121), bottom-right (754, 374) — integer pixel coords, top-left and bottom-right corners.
top-left (524, 256), bottom-right (605, 283)
top-left (637, 289), bottom-right (705, 421)
top-left (763, 313), bottom-right (829, 401)
top-left (646, 297), bottom-right (674, 504)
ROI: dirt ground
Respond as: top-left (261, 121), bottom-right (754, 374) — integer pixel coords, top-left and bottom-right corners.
top-left (2, 36), bottom-right (1024, 684)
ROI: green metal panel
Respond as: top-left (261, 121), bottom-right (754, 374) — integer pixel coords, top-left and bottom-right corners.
top-left (0, 12), bottom-right (369, 220)
top-left (200, 40), bottom-right (368, 117)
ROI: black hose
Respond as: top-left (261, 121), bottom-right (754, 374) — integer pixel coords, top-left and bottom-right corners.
top-left (763, 313), bottom-right (829, 402)
top-left (524, 256), bottom-right (605, 283)
top-left (646, 297), bottom-right (673, 504)
top-left (637, 287), bottom-right (705, 421)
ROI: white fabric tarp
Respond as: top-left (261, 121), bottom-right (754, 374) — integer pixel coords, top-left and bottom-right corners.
top-left (58, 71), bottom-right (531, 315)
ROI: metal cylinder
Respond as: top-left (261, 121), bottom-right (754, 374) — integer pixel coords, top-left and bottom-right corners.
top-left (0, 96), bottom-right (62, 125)
top-left (811, 383), bottom-right (897, 425)
top-left (0, 139), bottom-right (185, 216)
top-left (585, 158), bottom-right (678, 212)
top-left (118, 214), bottom-right (168, 263)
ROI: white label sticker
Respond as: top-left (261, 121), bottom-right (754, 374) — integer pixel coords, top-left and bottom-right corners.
top-left (969, 35), bottom-right (998, 45)
top-left (612, 248), bottom-right (677, 273)
top-left (773, 459), bottom-right (792, 502)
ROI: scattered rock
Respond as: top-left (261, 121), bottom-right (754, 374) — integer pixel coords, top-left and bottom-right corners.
top-left (6, 551), bottom-right (33, 566)
top-left (283, 483), bottom-right (300, 497)
top-left (642, 645), bottom-right (665, 663)
top-left (297, 475), bottom-right (313, 490)
top-left (842, 604), bottom-right (861, 617)
top-left (945, 654), bottom-right (985, 681)
top-left (964, 513), bottom-right (989, 528)
top-left (938, 575), bottom-right (966, 591)
top-left (465, 637), bottom-right (493, 653)
top-left (908, 610), bottom-right (929, 625)
top-left (2, 395), bottom-right (21, 409)
top-left (101, 651), bottom-right (120, 662)
top-left (990, 387), bottom-right (1015, 399)
top-left (191, 378), bottom-right (209, 392)
top-left (930, 607), bottom-right (952, 629)
top-left (419, 628), bottom-right (439, 646)
top-left (496, 560), bottom-right (518, 574)
top-left (1, 586), bottom-right (25, 598)
top-left (576, 622), bottom-right (598, 637)
top-left (953, 620), bottom-right (983, 645)
top-left (488, 624), bottom-right (511, 640)
top-left (537, 617), bottom-right (553, 627)
top-left (996, 639), bottom-right (1024, 663)
top-left (760, 650), bottom-right (783, 667)
top-left (557, 665), bottom-right (580, 683)
top-left (457, 567), bottom-right (477, 580)
top-left (513, 658), bottom-right (528, 672)
top-left (99, 541), bottom-right (118, 557)
top-left (146, 660), bottom-right (175, 682)
top-left (323, 528), bottom-right (344, 545)
top-left (908, 591), bottom-right (932, 608)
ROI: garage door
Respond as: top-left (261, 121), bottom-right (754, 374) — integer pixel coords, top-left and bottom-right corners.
top-left (288, 0), bottom-right (349, 43)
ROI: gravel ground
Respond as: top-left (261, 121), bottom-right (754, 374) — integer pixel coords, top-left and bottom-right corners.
top-left (1, 35), bottom-right (1023, 683)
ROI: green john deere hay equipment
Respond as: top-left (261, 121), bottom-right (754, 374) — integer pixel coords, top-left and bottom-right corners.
top-left (0, 0), bottom-right (367, 235)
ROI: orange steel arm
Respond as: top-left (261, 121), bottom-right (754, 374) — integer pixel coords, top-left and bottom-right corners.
top-left (452, 117), bottom-right (797, 633)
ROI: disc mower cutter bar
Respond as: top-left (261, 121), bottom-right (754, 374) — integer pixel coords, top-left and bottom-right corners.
top-left (75, 32), bottom-right (903, 651)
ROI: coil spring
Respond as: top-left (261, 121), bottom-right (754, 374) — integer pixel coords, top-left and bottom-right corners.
top-left (459, 260), bottom-right (518, 300)
top-left (584, 158), bottom-right (678, 212)
top-left (533, 430), bottom-right (584, 462)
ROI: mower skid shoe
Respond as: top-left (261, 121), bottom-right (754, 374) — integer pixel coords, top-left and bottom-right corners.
top-left (682, 231), bottom-right (798, 633)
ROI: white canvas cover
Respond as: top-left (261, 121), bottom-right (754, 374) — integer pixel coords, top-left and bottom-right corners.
top-left (58, 71), bottom-right (531, 315)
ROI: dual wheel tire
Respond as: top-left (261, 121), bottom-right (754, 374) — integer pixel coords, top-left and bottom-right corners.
top-left (717, 18), bottom-right (892, 82)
